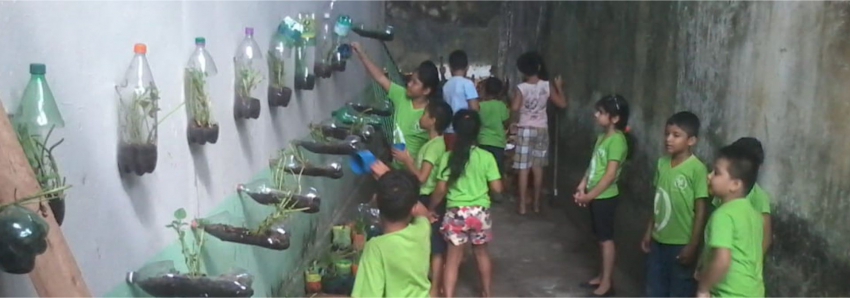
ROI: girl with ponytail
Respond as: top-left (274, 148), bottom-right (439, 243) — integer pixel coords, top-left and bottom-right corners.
top-left (428, 109), bottom-right (503, 297)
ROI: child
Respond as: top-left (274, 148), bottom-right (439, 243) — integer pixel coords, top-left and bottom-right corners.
top-left (391, 100), bottom-right (453, 297)
top-left (442, 50), bottom-right (480, 149)
top-left (351, 169), bottom-right (432, 297)
top-left (573, 94), bottom-right (630, 297)
top-left (696, 144), bottom-right (764, 298)
top-left (712, 137), bottom-right (772, 254)
top-left (429, 110), bottom-right (503, 297)
top-left (641, 112), bottom-right (708, 297)
top-left (477, 77), bottom-right (510, 176)
top-left (351, 42), bottom-right (441, 167)
top-left (512, 52), bottom-right (567, 214)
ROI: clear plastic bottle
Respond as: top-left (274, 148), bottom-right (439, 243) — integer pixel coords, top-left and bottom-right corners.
top-left (294, 12), bottom-right (317, 90)
top-left (185, 37), bottom-right (219, 144)
top-left (352, 23), bottom-right (394, 41)
top-left (328, 15), bottom-right (352, 72)
top-left (15, 63), bottom-right (64, 131)
top-left (314, 11), bottom-right (334, 79)
top-left (234, 27), bottom-right (264, 119)
top-left (268, 18), bottom-right (300, 108)
top-left (116, 43), bottom-right (160, 176)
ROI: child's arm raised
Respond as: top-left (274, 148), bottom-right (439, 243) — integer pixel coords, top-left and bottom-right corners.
top-left (697, 247), bottom-right (731, 297)
top-left (351, 42), bottom-right (391, 92)
top-left (549, 75), bottom-right (568, 108)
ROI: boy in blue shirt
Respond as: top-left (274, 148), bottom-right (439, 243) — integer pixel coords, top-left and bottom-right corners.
top-left (442, 50), bottom-right (479, 149)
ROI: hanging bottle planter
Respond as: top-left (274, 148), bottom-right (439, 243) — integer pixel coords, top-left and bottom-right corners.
top-left (185, 37), bottom-right (220, 144)
top-left (293, 135), bottom-right (362, 156)
top-left (332, 106), bottom-right (381, 126)
top-left (310, 120), bottom-right (374, 142)
top-left (0, 205), bottom-right (49, 274)
top-left (127, 260), bottom-right (254, 297)
top-left (12, 63), bottom-right (70, 225)
top-left (271, 150), bottom-right (343, 179)
top-left (201, 222), bottom-right (290, 251)
top-left (117, 44), bottom-right (160, 176)
top-left (346, 101), bottom-right (393, 117)
top-left (352, 23), bottom-right (394, 42)
top-left (234, 27), bottom-right (264, 120)
top-left (294, 12), bottom-right (317, 90)
top-left (237, 179), bottom-right (321, 213)
top-left (268, 18), bottom-right (299, 108)
top-left (327, 15), bottom-right (352, 72)
top-left (314, 10), bottom-right (334, 79)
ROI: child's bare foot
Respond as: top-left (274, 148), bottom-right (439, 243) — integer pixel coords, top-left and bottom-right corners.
top-left (591, 281), bottom-right (613, 296)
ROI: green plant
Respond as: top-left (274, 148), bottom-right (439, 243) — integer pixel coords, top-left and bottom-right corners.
top-left (267, 51), bottom-right (285, 89)
top-left (118, 84), bottom-right (160, 144)
top-left (185, 68), bottom-right (213, 127)
top-left (165, 208), bottom-right (205, 277)
top-left (237, 65), bottom-right (263, 99)
top-left (15, 125), bottom-right (68, 204)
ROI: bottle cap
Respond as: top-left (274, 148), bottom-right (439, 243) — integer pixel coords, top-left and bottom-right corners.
top-left (245, 27), bottom-right (254, 36)
top-left (195, 37), bottom-right (206, 45)
top-left (29, 63), bottom-right (46, 75)
top-left (134, 43), bottom-right (147, 54)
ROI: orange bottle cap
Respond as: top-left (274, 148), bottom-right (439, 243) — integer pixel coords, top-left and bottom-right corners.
top-left (134, 43), bottom-right (147, 54)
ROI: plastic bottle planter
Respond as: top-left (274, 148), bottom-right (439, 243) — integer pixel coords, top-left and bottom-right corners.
top-left (356, 203), bottom-right (383, 240)
top-left (352, 24), bottom-right (394, 42)
top-left (294, 12), bottom-right (317, 90)
top-left (310, 121), bottom-right (374, 142)
top-left (332, 106), bottom-right (381, 126)
top-left (117, 43), bottom-right (159, 176)
top-left (327, 15), bottom-right (352, 72)
top-left (268, 18), bottom-right (300, 108)
top-left (185, 37), bottom-right (220, 144)
top-left (314, 12), bottom-right (334, 79)
top-left (332, 225), bottom-right (352, 249)
top-left (234, 27), bottom-right (264, 120)
top-left (293, 135), bottom-right (362, 156)
top-left (0, 205), bottom-right (49, 274)
top-left (13, 63), bottom-right (69, 226)
top-left (201, 222), bottom-right (290, 250)
top-left (272, 152), bottom-right (344, 179)
top-left (346, 101), bottom-right (392, 117)
top-left (305, 271), bottom-right (323, 294)
top-left (127, 260), bottom-right (254, 297)
top-left (236, 179), bottom-right (321, 213)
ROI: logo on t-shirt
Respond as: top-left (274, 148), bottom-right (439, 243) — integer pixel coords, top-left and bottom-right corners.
top-left (654, 187), bottom-right (672, 231)
top-left (588, 148), bottom-right (606, 182)
top-left (675, 175), bottom-right (689, 191)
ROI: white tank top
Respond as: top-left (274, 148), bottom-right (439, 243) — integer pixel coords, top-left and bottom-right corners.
top-left (517, 80), bottom-right (550, 128)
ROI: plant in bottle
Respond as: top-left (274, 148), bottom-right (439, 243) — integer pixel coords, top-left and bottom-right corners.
top-left (234, 27), bottom-right (264, 119)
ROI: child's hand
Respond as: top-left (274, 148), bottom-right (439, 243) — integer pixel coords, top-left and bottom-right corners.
top-left (351, 42), bottom-right (363, 56)
top-left (553, 75), bottom-right (563, 90)
top-left (641, 233), bottom-right (652, 253)
top-left (573, 190), bottom-right (592, 207)
top-left (428, 211), bottom-right (439, 223)
top-left (509, 123), bottom-right (518, 134)
top-left (370, 160), bottom-right (390, 179)
top-left (391, 148), bottom-right (412, 164)
top-left (676, 244), bottom-right (698, 265)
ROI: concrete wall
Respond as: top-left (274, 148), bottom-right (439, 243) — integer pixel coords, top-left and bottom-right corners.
top-left (0, 1), bottom-right (383, 296)
top-left (544, 1), bottom-right (850, 296)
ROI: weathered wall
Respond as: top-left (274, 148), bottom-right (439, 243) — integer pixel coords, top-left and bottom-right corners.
top-left (545, 1), bottom-right (850, 296)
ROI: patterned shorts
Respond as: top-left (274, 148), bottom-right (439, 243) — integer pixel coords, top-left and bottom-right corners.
top-left (513, 127), bottom-right (549, 169)
top-left (441, 206), bottom-right (492, 245)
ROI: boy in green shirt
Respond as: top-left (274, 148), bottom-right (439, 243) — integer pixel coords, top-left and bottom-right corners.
top-left (641, 112), bottom-right (708, 297)
top-left (351, 170), bottom-right (432, 298)
top-left (390, 100), bottom-right (453, 297)
top-left (476, 77), bottom-right (510, 175)
top-left (697, 144), bottom-right (764, 297)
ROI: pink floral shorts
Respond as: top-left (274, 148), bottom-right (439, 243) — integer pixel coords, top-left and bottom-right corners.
top-left (441, 206), bottom-right (492, 245)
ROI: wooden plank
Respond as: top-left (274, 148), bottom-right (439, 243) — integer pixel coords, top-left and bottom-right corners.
top-left (0, 100), bottom-right (90, 297)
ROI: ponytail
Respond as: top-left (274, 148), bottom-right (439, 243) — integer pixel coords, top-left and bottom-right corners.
top-left (444, 110), bottom-right (481, 185)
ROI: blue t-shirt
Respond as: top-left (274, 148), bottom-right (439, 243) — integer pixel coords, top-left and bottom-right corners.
top-left (442, 76), bottom-right (478, 133)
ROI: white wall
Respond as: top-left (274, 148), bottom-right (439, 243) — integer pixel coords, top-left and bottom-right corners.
top-left (0, 1), bottom-right (384, 295)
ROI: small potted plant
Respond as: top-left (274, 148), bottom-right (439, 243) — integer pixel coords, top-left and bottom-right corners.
top-left (350, 218), bottom-right (366, 251)
top-left (237, 179), bottom-right (321, 214)
top-left (234, 27), bottom-right (264, 120)
top-left (268, 18), bottom-right (299, 107)
top-left (293, 13), bottom-right (317, 91)
top-left (310, 120), bottom-right (375, 142)
top-left (271, 148), bottom-right (344, 179)
top-left (184, 37), bottom-right (219, 144)
top-left (304, 260), bottom-right (323, 295)
top-left (292, 135), bottom-right (363, 156)
top-left (126, 208), bottom-right (255, 297)
top-left (117, 44), bottom-right (160, 176)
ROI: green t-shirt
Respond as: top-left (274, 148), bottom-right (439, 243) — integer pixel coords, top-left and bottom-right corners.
top-left (351, 216), bottom-right (431, 297)
top-left (436, 147), bottom-right (501, 208)
top-left (586, 131), bottom-right (628, 199)
top-left (712, 183), bottom-right (771, 214)
top-left (651, 155), bottom-right (710, 245)
top-left (701, 199), bottom-right (764, 298)
top-left (417, 136), bottom-right (446, 195)
top-left (477, 100), bottom-right (509, 148)
top-left (388, 83), bottom-right (428, 168)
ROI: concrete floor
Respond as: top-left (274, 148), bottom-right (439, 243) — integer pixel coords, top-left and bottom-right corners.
top-left (452, 200), bottom-right (641, 297)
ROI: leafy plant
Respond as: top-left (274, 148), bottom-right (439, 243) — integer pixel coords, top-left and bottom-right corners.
top-left (236, 65), bottom-right (263, 100)
top-left (267, 51), bottom-right (286, 90)
top-left (15, 125), bottom-right (68, 204)
top-left (185, 68), bottom-right (213, 127)
top-left (165, 208), bottom-right (205, 277)
top-left (118, 84), bottom-right (160, 144)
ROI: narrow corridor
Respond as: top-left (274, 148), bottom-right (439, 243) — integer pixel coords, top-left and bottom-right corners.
top-left (453, 200), bottom-right (641, 297)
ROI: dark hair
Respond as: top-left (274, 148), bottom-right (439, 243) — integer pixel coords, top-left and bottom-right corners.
top-left (717, 144), bottom-right (760, 194)
top-left (666, 111), bottom-right (701, 137)
top-left (731, 137), bottom-right (764, 167)
top-left (482, 77), bottom-right (503, 98)
top-left (595, 94), bottom-right (635, 159)
top-left (448, 50), bottom-right (469, 71)
top-left (443, 109), bottom-right (481, 185)
top-left (417, 61), bottom-right (442, 101)
top-left (376, 170), bottom-right (420, 222)
top-left (426, 100), bottom-right (453, 133)
top-left (516, 51), bottom-right (549, 80)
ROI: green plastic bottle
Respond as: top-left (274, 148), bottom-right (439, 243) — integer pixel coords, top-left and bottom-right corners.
top-left (15, 63), bottom-right (64, 130)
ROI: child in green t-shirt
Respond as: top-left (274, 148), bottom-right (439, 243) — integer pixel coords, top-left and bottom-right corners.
top-left (429, 110), bottom-right (503, 297)
top-left (476, 77), bottom-right (510, 175)
top-left (351, 170), bottom-right (432, 298)
top-left (710, 137), bottom-right (772, 255)
top-left (351, 42), bottom-right (441, 165)
top-left (697, 144), bottom-right (764, 298)
top-left (574, 94), bottom-right (631, 297)
top-left (390, 100), bottom-right (453, 297)
top-left (641, 112), bottom-right (709, 297)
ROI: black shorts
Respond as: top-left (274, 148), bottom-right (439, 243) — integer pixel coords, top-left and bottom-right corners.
top-left (589, 196), bottom-right (619, 241)
top-left (419, 195), bottom-right (447, 254)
